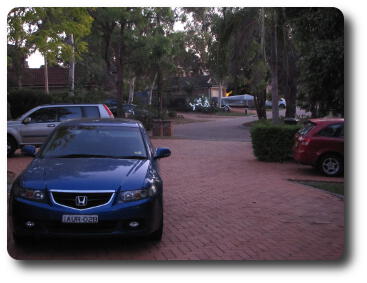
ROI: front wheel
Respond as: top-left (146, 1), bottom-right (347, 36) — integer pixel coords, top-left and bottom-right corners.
top-left (318, 154), bottom-right (343, 177)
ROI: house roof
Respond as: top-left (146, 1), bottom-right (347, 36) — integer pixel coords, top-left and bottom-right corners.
top-left (23, 67), bottom-right (68, 87)
top-left (167, 75), bottom-right (218, 90)
top-left (8, 66), bottom-right (69, 88)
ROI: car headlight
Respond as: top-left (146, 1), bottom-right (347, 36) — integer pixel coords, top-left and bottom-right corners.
top-left (119, 183), bottom-right (158, 202)
top-left (12, 181), bottom-right (45, 201)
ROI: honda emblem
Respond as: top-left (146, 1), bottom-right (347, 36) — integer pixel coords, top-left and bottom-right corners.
top-left (75, 195), bottom-right (88, 207)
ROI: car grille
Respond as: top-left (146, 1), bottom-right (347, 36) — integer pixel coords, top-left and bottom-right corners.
top-left (51, 191), bottom-right (114, 209)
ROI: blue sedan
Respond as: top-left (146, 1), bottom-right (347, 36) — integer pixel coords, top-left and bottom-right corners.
top-left (10, 119), bottom-right (171, 242)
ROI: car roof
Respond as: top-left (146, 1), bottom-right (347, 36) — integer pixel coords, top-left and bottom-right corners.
top-left (59, 118), bottom-right (141, 128)
top-left (39, 104), bottom-right (103, 107)
top-left (308, 118), bottom-right (344, 125)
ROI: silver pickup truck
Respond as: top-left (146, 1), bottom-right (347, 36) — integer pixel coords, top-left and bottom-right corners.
top-left (7, 104), bottom-right (114, 156)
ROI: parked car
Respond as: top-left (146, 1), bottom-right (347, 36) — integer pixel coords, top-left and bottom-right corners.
top-left (122, 104), bottom-right (149, 118)
top-left (7, 104), bottom-right (114, 156)
top-left (9, 118), bottom-right (171, 242)
top-left (104, 99), bottom-right (148, 117)
top-left (293, 118), bottom-right (344, 176)
top-left (265, 98), bottom-right (286, 108)
top-left (221, 94), bottom-right (255, 107)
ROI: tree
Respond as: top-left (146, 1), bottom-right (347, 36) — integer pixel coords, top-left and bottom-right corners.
top-left (216, 8), bottom-right (268, 119)
top-left (289, 8), bottom-right (344, 117)
top-left (270, 9), bottom-right (280, 123)
top-left (26, 8), bottom-right (93, 94)
top-left (7, 8), bottom-right (38, 88)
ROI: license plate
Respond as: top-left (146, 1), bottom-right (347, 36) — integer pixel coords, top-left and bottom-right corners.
top-left (62, 215), bottom-right (98, 224)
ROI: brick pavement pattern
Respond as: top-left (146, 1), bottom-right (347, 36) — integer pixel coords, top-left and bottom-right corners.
top-left (7, 140), bottom-right (344, 260)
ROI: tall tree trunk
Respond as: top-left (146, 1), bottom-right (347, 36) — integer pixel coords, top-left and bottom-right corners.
top-left (128, 76), bottom-right (136, 104)
top-left (148, 73), bottom-right (157, 105)
top-left (218, 81), bottom-right (223, 108)
top-left (116, 19), bottom-right (126, 118)
top-left (68, 34), bottom-right (75, 96)
top-left (285, 49), bottom-right (297, 118)
top-left (281, 8), bottom-right (296, 118)
top-left (254, 92), bottom-right (267, 120)
top-left (271, 9), bottom-right (279, 124)
top-left (44, 54), bottom-right (49, 94)
top-left (157, 69), bottom-right (163, 119)
top-left (255, 7), bottom-right (267, 120)
top-left (17, 73), bottom-right (23, 89)
top-left (102, 23), bottom-right (116, 90)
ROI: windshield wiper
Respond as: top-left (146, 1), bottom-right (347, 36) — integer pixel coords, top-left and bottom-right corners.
top-left (116, 155), bottom-right (147, 160)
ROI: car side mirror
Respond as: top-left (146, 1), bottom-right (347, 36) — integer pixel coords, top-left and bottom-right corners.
top-left (23, 117), bottom-right (32, 124)
top-left (154, 147), bottom-right (171, 159)
top-left (22, 145), bottom-right (36, 157)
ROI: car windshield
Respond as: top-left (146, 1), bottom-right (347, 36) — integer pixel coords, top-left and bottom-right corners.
top-left (40, 125), bottom-right (147, 159)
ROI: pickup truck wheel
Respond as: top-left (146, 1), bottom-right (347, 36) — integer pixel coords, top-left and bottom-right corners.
top-left (7, 136), bottom-right (17, 157)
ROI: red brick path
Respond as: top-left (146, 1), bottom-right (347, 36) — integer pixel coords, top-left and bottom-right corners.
top-left (7, 140), bottom-right (344, 260)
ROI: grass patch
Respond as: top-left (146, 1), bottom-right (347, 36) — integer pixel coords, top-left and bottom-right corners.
top-left (212, 112), bottom-right (251, 117)
top-left (293, 180), bottom-right (344, 196)
top-left (171, 118), bottom-right (209, 124)
top-left (194, 111), bottom-right (254, 117)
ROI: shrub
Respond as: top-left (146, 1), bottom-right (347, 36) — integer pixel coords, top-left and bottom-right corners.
top-left (168, 110), bottom-right (177, 118)
top-left (250, 121), bottom-right (301, 162)
top-left (8, 89), bottom-right (53, 118)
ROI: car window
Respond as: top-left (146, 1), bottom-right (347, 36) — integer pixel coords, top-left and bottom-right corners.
top-left (298, 122), bottom-right (316, 136)
top-left (82, 106), bottom-right (100, 118)
top-left (40, 125), bottom-right (147, 159)
top-left (58, 107), bottom-right (82, 122)
top-left (317, 123), bottom-right (343, 137)
top-left (28, 107), bottom-right (58, 123)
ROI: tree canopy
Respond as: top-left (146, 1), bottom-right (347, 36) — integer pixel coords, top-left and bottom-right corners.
top-left (7, 7), bottom-right (344, 118)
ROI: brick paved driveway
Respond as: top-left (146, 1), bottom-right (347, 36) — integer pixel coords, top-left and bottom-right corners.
top-left (7, 139), bottom-right (344, 260)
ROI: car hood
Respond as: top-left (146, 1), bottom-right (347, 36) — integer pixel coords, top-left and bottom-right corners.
top-left (21, 158), bottom-right (153, 191)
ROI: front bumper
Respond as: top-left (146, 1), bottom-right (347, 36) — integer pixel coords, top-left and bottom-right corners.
top-left (11, 195), bottom-right (162, 238)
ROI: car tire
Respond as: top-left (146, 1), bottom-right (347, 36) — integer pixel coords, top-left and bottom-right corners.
top-left (318, 154), bottom-right (343, 177)
top-left (7, 136), bottom-right (17, 157)
top-left (148, 216), bottom-right (163, 241)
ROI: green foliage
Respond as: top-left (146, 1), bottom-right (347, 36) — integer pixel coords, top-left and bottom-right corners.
top-left (250, 121), bottom-right (301, 162)
top-left (30, 8), bottom-right (93, 63)
top-left (8, 89), bottom-right (52, 118)
top-left (168, 110), bottom-right (177, 118)
top-left (289, 8), bottom-right (344, 117)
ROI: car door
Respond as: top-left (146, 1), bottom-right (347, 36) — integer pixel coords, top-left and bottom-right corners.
top-left (19, 107), bottom-right (59, 145)
top-left (313, 123), bottom-right (344, 156)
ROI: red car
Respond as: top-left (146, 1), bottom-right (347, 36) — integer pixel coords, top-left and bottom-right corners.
top-left (293, 118), bottom-right (344, 176)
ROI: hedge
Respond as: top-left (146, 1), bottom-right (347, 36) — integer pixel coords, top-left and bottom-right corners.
top-left (7, 89), bottom-right (108, 119)
top-left (250, 121), bottom-right (301, 162)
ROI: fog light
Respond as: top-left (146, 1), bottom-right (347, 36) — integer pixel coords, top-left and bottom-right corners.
top-left (129, 221), bottom-right (139, 228)
top-left (25, 221), bottom-right (35, 228)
